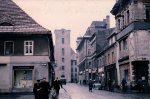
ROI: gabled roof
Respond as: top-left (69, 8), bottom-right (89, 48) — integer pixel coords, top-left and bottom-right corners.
top-left (0, 0), bottom-right (50, 34)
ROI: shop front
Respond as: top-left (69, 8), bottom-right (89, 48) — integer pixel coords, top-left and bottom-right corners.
top-left (104, 63), bottom-right (117, 87)
top-left (13, 66), bottom-right (34, 88)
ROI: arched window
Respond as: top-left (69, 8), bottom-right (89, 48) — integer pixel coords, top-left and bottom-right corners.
top-left (61, 74), bottom-right (65, 78)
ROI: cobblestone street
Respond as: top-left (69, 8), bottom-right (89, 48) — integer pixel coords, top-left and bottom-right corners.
top-left (0, 83), bottom-right (150, 99)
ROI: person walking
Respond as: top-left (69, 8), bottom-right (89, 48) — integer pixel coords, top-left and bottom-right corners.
top-left (33, 80), bottom-right (41, 99)
top-left (108, 79), bottom-right (112, 91)
top-left (40, 78), bottom-right (51, 99)
top-left (121, 78), bottom-right (127, 92)
top-left (88, 79), bottom-right (93, 92)
top-left (51, 77), bottom-right (63, 98)
top-left (137, 78), bottom-right (143, 93)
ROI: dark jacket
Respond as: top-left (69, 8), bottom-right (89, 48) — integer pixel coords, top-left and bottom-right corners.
top-left (40, 81), bottom-right (51, 94)
top-left (52, 80), bottom-right (62, 90)
top-left (33, 83), bottom-right (41, 94)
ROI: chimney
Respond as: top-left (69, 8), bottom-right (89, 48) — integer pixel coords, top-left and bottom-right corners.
top-left (106, 15), bottom-right (110, 29)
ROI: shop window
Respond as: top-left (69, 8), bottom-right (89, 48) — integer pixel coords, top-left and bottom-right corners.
top-left (4, 41), bottom-right (14, 55)
top-left (14, 70), bottom-right (32, 88)
top-left (24, 41), bottom-right (33, 55)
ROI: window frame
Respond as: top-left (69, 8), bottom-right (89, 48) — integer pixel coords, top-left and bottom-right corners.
top-left (24, 41), bottom-right (34, 55)
top-left (4, 41), bottom-right (14, 55)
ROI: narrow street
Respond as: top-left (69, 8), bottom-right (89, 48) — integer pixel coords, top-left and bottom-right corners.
top-left (0, 83), bottom-right (150, 99)
top-left (60, 83), bottom-right (150, 99)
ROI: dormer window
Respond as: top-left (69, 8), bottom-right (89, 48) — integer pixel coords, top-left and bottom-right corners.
top-left (0, 22), bottom-right (13, 26)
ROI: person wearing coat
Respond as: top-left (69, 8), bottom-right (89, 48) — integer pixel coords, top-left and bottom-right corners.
top-left (40, 78), bottom-right (51, 99)
top-left (89, 79), bottom-right (93, 92)
top-left (51, 77), bottom-right (63, 98)
top-left (121, 78), bottom-right (127, 92)
top-left (33, 80), bottom-right (41, 99)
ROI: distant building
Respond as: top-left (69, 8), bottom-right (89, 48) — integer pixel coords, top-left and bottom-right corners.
top-left (54, 29), bottom-right (77, 83)
top-left (76, 16), bottom-right (110, 84)
top-left (96, 29), bottom-right (117, 87)
top-left (71, 49), bottom-right (78, 83)
top-left (0, 0), bottom-right (55, 92)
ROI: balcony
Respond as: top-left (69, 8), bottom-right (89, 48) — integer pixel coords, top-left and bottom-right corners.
top-left (117, 21), bottom-right (150, 40)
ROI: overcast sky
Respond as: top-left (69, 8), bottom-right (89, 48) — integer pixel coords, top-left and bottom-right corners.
top-left (13, 0), bottom-right (116, 50)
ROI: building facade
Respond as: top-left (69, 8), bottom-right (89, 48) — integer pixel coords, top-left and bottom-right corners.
top-left (54, 29), bottom-right (77, 82)
top-left (111, 0), bottom-right (150, 86)
top-left (0, 0), bottom-right (55, 92)
top-left (71, 49), bottom-right (78, 83)
top-left (76, 16), bottom-right (110, 84)
top-left (96, 30), bottom-right (118, 88)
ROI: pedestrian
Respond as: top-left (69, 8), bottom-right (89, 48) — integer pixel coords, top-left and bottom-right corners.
top-left (33, 79), bottom-right (41, 99)
top-left (40, 78), bottom-right (51, 99)
top-left (51, 77), bottom-right (63, 98)
top-left (108, 79), bottom-right (112, 91)
top-left (121, 78), bottom-right (127, 92)
top-left (89, 79), bottom-right (93, 92)
top-left (137, 78), bottom-right (143, 93)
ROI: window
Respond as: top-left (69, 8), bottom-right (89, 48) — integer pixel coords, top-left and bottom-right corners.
top-left (88, 49), bottom-right (91, 55)
top-left (61, 74), bottom-right (65, 78)
top-left (109, 39), bottom-right (111, 45)
top-left (118, 19), bottom-right (121, 29)
top-left (75, 74), bottom-right (77, 78)
top-left (112, 52), bottom-right (114, 63)
top-left (62, 31), bottom-right (64, 35)
top-left (62, 38), bottom-right (64, 44)
top-left (62, 66), bottom-right (65, 70)
top-left (119, 41), bottom-right (122, 51)
top-left (24, 41), bottom-right (33, 55)
top-left (75, 68), bottom-right (77, 72)
top-left (146, 6), bottom-right (150, 20)
top-left (124, 69), bottom-right (128, 81)
top-left (0, 22), bottom-right (13, 26)
top-left (62, 58), bottom-right (65, 63)
top-left (4, 41), bottom-right (14, 55)
top-left (122, 16), bottom-right (125, 27)
top-left (127, 10), bottom-right (130, 24)
top-left (75, 60), bottom-right (77, 65)
top-left (71, 68), bottom-right (73, 72)
top-left (108, 54), bottom-right (110, 64)
top-left (62, 48), bottom-right (64, 56)
top-left (123, 39), bottom-right (128, 50)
